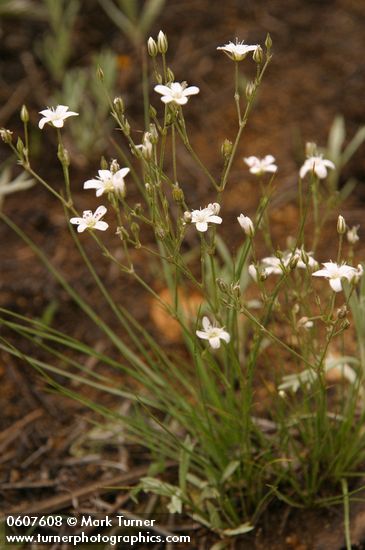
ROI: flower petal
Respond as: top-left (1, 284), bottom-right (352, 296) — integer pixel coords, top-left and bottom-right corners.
top-left (209, 337), bottom-right (221, 349)
top-left (329, 277), bottom-right (342, 292)
top-left (94, 221), bottom-right (109, 231)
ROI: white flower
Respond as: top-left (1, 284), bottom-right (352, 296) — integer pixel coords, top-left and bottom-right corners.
top-left (154, 82), bottom-right (199, 105)
top-left (70, 206), bottom-right (108, 233)
top-left (196, 317), bottom-right (230, 349)
top-left (237, 214), bottom-right (254, 237)
top-left (244, 155), bottom-right (277, 175)
top-left (190, 204), bottom-right (222, 232)
top-left (38, 105), bottom-right (78, 129)
top-left (299, 155), bottom-right (335, 179)
top-left (167, 494), bottom-right (183, 514)
top-left (278, 369), bottom-right (316, 393)
top-left (347, 225), bottom-right (360, 244)
top-left (312, 261), bottom-right (358, 292)
top-left (217, 40), bottom-right (258, 61)
top-left (83, 168), bottom-right (129, 197)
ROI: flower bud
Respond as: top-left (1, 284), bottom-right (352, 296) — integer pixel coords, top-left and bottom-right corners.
top-left (253, 46), bottom-right (263, 64)
top-left (216, 278), bottom-right (228, 293)
top-left (289, 254), bottom-right (299, 270)
top-left (337, 215), bottom-right (346, 235)
top-left (172, 185), bottom-right (185, 204)
top-left (110, 159), bottom-right (120, 174)
top-left (208, 202), bottom-right (220, 215)
top-left (145, 182), bottom-right (153, 196)
top-left (16, 137), bottom-right (25, 156)
top-left (96, 66), bottom-right (104, 81)
top-left (100, 156), bottom-right (108, 169)
top-left (20, 104), bottom-right (29, 123)
top-left (265, 33), bottom-right (272, 51)
top-left (183, 211), bottom-right (192, 224)
top-left (149, 123), bottom-right (159, 144)
top-left (237, 214), bottom-right (254, 237)
top-left (122, 118), bottom-right (130, 136)
top-left (245, 81), bottom-right (255, 100)
top-left (147, 37), bottom-right (158, 57)
top-left (248, 264), bottom-right (258, 282)
top-left (221, 139), bottom-right (233, 160)
top-left (166, 68), bottom-right (174, 83)
top-left (341, 319), bottom-right (351, 330)
top-left (0, 128), bottom-right (13, 144)
top-left (337, 305), bottom-right (348, 319)
top-left (149, 105), bottom-right (157, 119)
top-left (131, 222), bottom-right (140, 244)
top-left (113, 97), bottom-right (124, 117)
top-left (157, 31), bottom-right (168, 54)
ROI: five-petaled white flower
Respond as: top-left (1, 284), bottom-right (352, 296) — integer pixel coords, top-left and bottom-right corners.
top-left (83, 168), bottom-right (129, 197)
top-left (217, 40), bottom-right (258, 61)
top-left (312, 261), bottom-right (358, 292)
top-left (154, 82), bottom-right (200, 105)
top-left (196, 317), bottom-right (230, 349)
top-left (299, 155), bottom-right (335, 179)
top-left (70, 206), bottom-right (108, 233)
top-left (38, 105), bottom-right (78, 129)
top-left (237, 214), bottom-right (254, 237)
top-left (244, 155), bottom-right (277, 175)
top-left (190, 203), bottom-right (222, 232)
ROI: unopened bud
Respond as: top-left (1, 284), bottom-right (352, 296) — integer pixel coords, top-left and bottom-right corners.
top-left (253, 46), bottom-right (263, 64)
top-left (166, 68), bottom-right (174, 83)
top-left (149, 123), bottom-right (159, 144)
top-left (113, 97), bottom-right (124, 117)
top-left (208, 202), bottom-right (221, 215)
top-left (183, 211), bottom-right (192, 224)
top-left (149, 105), bottom-right (157, 119)
top-left (265, 33), bottom-right (272, 51)
top-left (155, 225), bottom-right (166, 239)
top-left (131, 222), bottom-right (140, 243)
top-left (145, 182), bottom-right (153, 196)
top-left (110, 159), bottom-right (120, 173)
top-left (245, 81), bottom-right (255, 100)
top-left (16, 137), bottom-right (25, 156)
top-left (100, 156), bottom-right (108, 169)
top-left (122, 118), bottom-right (130, 136)
top-left (341, 319), bottom-right (351, 330)
top-left (147, 37), bottom-right (158, 57)
top-left (96, 66), bottom-right (104, 81)
top-left (0, 128), bottom-right (13, 144)
top-left (216, 278), bottom-right (228, 293)
top-left (259, 268), bottom-right (268, 281)
top-left (337, 215), bottom-right (346, 235)
top-left (337, 305), bottom-right (348, 319)
top-left (289, 254), bottom-right (299, 270)
top-left (157, 31), bottom-right (168, 54)
top-left (133, 203), bottom-right (142, 215)
top-left (172, 185), bottom-right (185, 203)
top-left (221, 139), bottom-right (233, 160)
top-left (20, 104), bottom-right (29, 123)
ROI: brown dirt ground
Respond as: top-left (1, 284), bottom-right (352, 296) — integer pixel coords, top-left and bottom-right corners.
top-left (1, 0), bottom-right (365, 548)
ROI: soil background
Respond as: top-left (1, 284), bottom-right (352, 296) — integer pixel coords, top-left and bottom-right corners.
top-left (1, 0), bottom-right (365, 548)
